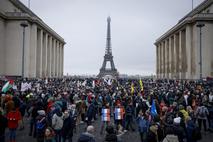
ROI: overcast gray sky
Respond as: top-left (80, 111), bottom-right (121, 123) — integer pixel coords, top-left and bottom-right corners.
top-left (20, 0), bottom-right (204, 76)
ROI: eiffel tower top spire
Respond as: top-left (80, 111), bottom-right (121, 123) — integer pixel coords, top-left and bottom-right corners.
top-left (106, 16), bottom-right (112, 55)
top-left (98, 17), bottom-right (119, 78)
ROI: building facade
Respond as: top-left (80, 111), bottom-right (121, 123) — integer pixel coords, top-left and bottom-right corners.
top-left (155, 0), bottom-right (213, 80)
top-left (0, 0), bottom-right (65, 78)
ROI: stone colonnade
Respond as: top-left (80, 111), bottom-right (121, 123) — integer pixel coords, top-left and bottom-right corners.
top-left (156, 26), bottom-right (193, 79)
top-left (33, 25), bottom-right (64, 78)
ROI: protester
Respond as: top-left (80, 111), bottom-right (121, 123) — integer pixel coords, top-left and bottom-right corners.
top-left (137, 110), bottom-right (149, 142)
top-left (61, 110), bottom-right (75, 142)
top-left (0, 77), bottom-right (213, 142)
top-left (195, 103), bottom-right (209, 131)
top-left (0, 107), bottom-right (7, 142)
top-left (36, 110), bottom-right (47, 142)
top-left (52, 107), bottom-right (64, 142)
top-left (7, 106), bottom-right (22, 142)
top-left (104, 125), bottom-right (118, 142)
top-left (147, 123), bottom-right (158, 142)
top-left (77, 125), bottom-right (96, 142)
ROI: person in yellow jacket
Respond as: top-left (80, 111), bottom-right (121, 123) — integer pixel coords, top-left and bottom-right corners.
top-left (179, 105), bottom-right (189, 121)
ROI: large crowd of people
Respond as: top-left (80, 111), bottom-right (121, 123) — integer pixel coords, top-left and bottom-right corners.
top-left (0, 77), bottom-right (213, 142)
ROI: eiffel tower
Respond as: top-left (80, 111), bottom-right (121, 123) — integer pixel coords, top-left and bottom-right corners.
top-left (98, 17), bottom-right (119, 78)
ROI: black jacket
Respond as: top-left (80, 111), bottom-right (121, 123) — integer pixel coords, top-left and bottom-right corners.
top-left (78, 132), bottom-right (95, 142)
top-left (62, 116), bottom-right (75, 137)
top-left (0, 114), bottom-right (7, 136)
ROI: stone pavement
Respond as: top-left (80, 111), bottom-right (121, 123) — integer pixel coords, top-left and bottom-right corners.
top-left (5, 116), bottom-right (213, 142)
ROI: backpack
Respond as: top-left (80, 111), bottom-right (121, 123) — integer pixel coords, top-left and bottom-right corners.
top-left (198, 107), bottom-right (206, 117)
top-left (36, 117), bottom-right (46, 131)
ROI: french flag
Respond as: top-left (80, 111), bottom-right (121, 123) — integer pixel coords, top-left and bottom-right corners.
top-left (115, 108), bottom-right (123, 120)
top-left (101, 109), bottom-right (110, 121)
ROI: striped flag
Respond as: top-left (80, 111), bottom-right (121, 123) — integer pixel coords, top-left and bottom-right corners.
top-left (101, 108), bottom-right (110, 122)
top-left (115, 108), bottom-right (124, 120)
top-left (1, 80), bottom-right (14, 93)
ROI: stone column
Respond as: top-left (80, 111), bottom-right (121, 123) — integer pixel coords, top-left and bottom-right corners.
top-left (158, 44), bottom-right (161, 78)
top-left (57, 41), bottom-right (60, 77)
top-left (54, 40), bottom-right (57, 77)
top-left (156, 45), bottom-right (159, 78)
top-left (51, 38), bottom-right (55, 77)
top-left (175, 33), bottom-right (180, 79)
top-left (42, 33), bottom-right (48, 78)
top-left (162, 41), bottom-right (166, 78)
top-left (186, 25), bottom-right (192, 79)
top-left (164, 40), bottom-right (168, 78)
top-left (170, 36), bottom-right (175, 79)
top-left (36, 29), bottom-right (43, 78)
top-left (29, 24), bottom-right (37, 78)
top-left (161, 42), bottom-right (164, 78)
top-left (179, 31), bottom-right (183, 79)
top-left (55, 41), bottom-right (59, 77)
top-left (168, 37), bottom-right (172, 79)
top-left (60, 43), bottom-right (63, 77)
top-left (61, 45), bottom-right (64, 77)
top-left (47, 36), bottom-right (52, 77)
top-left (181, 29), bottom-right (187, 79)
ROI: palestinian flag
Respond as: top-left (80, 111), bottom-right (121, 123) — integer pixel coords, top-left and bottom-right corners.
top-left (1, 80), bottom-right (14, 93)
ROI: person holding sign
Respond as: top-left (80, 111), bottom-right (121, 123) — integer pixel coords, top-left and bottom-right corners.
top-left (100, 103), bottom-right (110, 135)
top-left (114, 102), bottom-right (125, 133)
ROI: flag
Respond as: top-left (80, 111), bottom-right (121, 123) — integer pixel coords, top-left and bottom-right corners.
top-left (21, 82), bottom-right (32, 92)
top-left (1, 80), bottom-right (14, 93)
top-left (92, 80), bottom-right (95, 88)
top-left (139, 79), bottom-right (144, 91)
top-left (115, 108), bottom-right (124, 120)
top-left (101, 108), bottom-right (110, 121)
top-left (151, 100), bottom-right (157, 116)
top-left (131, 82), bottom-right (134, 94)
top-left (107, 79), bottom-right (112, 85)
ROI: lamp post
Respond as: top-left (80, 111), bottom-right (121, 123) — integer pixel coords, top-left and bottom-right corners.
top-left (20, 22), bottom-right (28, 78)
top-left (196, 23), bottom-right (205, 80)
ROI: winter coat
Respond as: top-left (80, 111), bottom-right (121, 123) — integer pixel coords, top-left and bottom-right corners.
top-left (52, 112), bottom-right (64, 130)
top-left (7, 110), bottom-right (21, 129)
top-left (77, 132), bottom-right (96, 142)
top-left (86, 103), bottom-right (95, 121)
top-left (137, 116), bottom-right (149, 133)
top-left (196, 106), bottom-right (209, 120)
top-left (0, 114), bottom-right (8, 136)
top-left (61, 115), bottom-right (75, 138)
top-left (147, 125), bottom-right (158, 142)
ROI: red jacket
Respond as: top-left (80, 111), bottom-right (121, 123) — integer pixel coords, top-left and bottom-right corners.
top-left (7, 110), bottom-right (21, 129)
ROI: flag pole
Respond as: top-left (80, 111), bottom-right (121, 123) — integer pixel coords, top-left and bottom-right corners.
top-left (192, 0), bottom-right (194, 10)
top-left (28, 0), bottom-right (31, 9)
